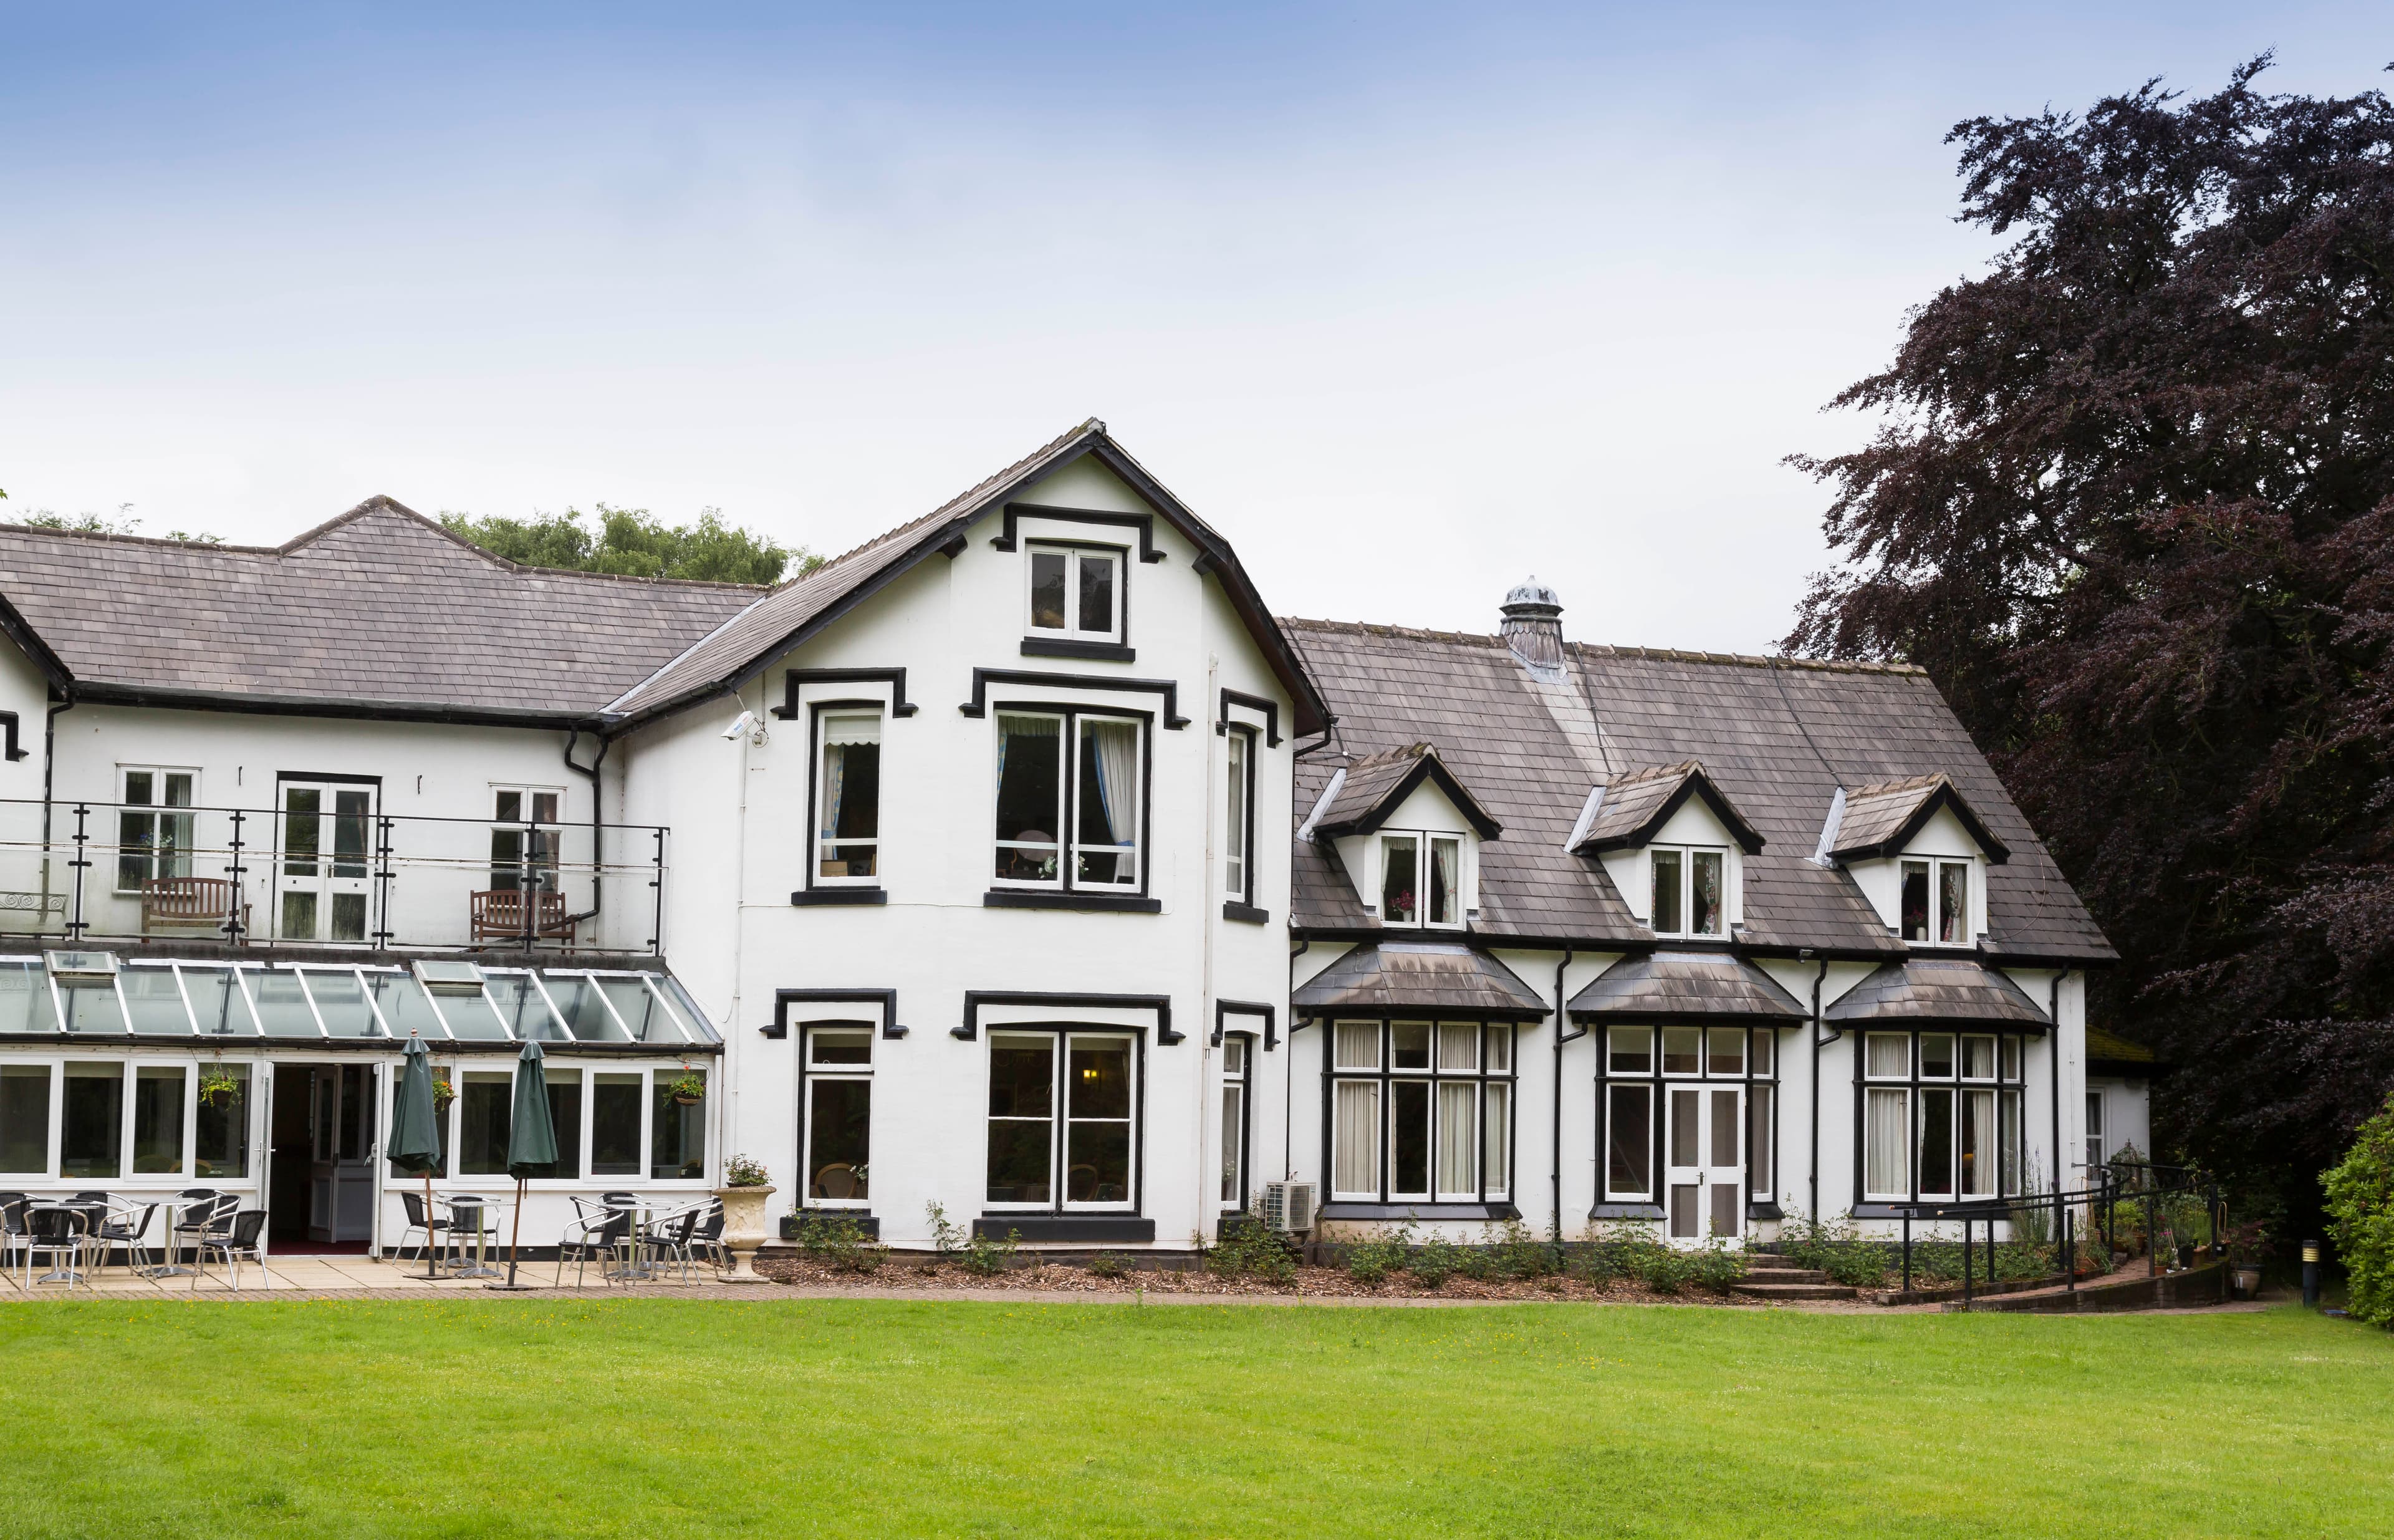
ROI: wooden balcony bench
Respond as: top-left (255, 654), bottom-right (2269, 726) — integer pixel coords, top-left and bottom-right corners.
top-left (469, 888), bottom-right (578, 946)
top-left (140, 877), bottom-right (248, 937)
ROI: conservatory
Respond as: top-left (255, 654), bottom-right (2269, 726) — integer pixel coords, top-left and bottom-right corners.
top-left (0, 951), bottom-right (723, 1257)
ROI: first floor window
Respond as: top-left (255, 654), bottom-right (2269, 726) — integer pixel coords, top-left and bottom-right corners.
top-left (815, 711), bottom-right (883, 883)
top-left (1219, 1035), bottom-right (1249, 1208)
top-left (118, 768), bottom-right (196, 891)
top-left (1327, 1019), bottom-right (1512, 1201)
top-left (1224, 729), bottom-right (1251, 902)
top-left (805, 1026), bottom-right (873, 1204)
top-left (490, 787), bottom-right (561, 892)
top-left (986, 1031), bottom-right (1137, 1210)
top-left (994, 711), bottom-right (1145, 892)
top-left (1027, 543), bottom-right (1123, 641)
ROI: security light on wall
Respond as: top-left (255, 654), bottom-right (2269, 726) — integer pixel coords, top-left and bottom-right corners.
top-left (722, 710), bottom-right (765, 744)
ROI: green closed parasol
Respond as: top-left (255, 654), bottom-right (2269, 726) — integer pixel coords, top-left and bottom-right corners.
top-left (491, 1037), bottom-right (555, 1290)
top-left (388, 1034), bottom-right (444, 1279)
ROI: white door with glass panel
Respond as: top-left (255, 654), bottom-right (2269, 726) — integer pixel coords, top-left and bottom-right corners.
top-left (1665, 1080), bottom-right (1744, 1246)
top-left (277, 781), bottom-right (374, 942)
top-left (307, 1063), bottom-right (376, 1243)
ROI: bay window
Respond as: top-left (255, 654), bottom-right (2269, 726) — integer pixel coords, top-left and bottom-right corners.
top-left (1327, 1019), bottom-right (1514, 1204)
top-left (1377, 832), bottom-right (1462, 929)
top-left (986, 1029), bottom-right (1137, 1211)
top-left (1598, 1023), bottom-right (1778, 1238)
top-left (1862, 1027), bottom-right (2027, 1203)
top-left (1900, 858), bottom-right (1973, 945)
top-left (993, 710), bottom-right (1144, 893)
top-left (1027, 544), bottom-right (1123, 643)
top-left (1648, 846), bottom-right (1726, 936)
top-left (814, 710), bottom-right (883, 884)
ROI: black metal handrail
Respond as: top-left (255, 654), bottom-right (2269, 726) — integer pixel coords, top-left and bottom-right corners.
top-left (1882, 1160), bottom-right (2221, 1306)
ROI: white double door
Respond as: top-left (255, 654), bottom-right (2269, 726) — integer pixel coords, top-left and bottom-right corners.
top-left (1665, 1083), bottom-right (1745, 1248)
top-left (276, 780), bottom-right (375, 942)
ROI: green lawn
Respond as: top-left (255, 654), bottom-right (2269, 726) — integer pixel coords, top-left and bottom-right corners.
top-left (0, 1299), bottom-right (2387, 1538)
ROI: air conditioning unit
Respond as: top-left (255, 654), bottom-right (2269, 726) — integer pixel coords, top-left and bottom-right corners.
top-left (1262, 1180), bottom-right (1317, 1233)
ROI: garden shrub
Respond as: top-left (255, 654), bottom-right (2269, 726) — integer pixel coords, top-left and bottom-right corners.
top-left (794, 1211), bottom-right (887, 1274)
top-left (1087, 1251), bottom-right (1126, 1278)
top-left (1687, 1238), bottom-right (1746, 1293)
top-left (1780, 1215), bottom-right (1890, 1289)
top-left (2324, 1091), bottom-right (2394, 1329)
top-left (960, 1226), bottom-right (1019, 1277)
top-left (1637, 1245), bottom-right (1699, 1295)
top-left (1407, 1236), bottom-right (1461, 1289)
top-left (1343, 1226), bottom-right (1413, 1286)
top-left (1488, 1220), bottom-right (1556, 1279)
top-left (1205, 1216), bottom-right (1298, 1284)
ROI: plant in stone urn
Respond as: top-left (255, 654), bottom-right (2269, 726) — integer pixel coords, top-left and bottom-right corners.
top-left (714, 1154), bottom-right (776, 1281)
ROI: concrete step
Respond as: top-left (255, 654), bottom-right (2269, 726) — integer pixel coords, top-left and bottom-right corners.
top-left (1741, 1264), bottom-right (1832, 1285)
top-left (1732, 1280), bottom-right (1858, 1301)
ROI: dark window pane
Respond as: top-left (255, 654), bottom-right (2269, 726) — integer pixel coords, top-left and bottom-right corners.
top-left (1670, 1087), bottom-right (1699, 1167)
top-left (1390, 1022), bottom-right (1431, 1071)
top-left (994, 716), bottom-right (1061, 883)
top-left (986, 1121), bottom-right (1050, 1204)
top-left (283, 789), bottom-right (320, 877)
top-left (1077, 554), bottom-right (1114, 633)
top-left (458, 1072), bottom-right (511, 1176)
top-left (833, 743), bottom-right (880, 839)
top-left (1065, 1122), bottom-right (1129, 1202)
top-left (651, 1071), bottom-right (705, 1179)
top-left (1901, 862), bottom-right (1930, 941)
top-left (591, 1072), bottom-right (643, 1176)
top-left (1651, 849), bottom-right (1683, 933)
top-left (1690, 850), bottom-right (1723, 935)
top-left (534, 1072), bottom-right (581, 1180)
top-left (0, 1064), bottom-right (47, 1173)
top-left (333, 791), bottom-right (370, 878)
top-left (1067, 1039), bottom-right (1130, 1120)
top-left (61, 1062), bottom-right (123, 1178)
top-left (338, 1064), bottom-right (368, 1160)
top-left (1380, 837), bottom-right (1417, 924)
top-left (808, 1080), bottom-right (871, 1199)
top-left (1919, 1088), bottom-right (1954, 1195)
top-left (1749, 1085), bottom-right (1774, 1193)
top-left (988, 1038), bottom-right (1054, 1118)
top-left (1390, 1080), bottom-right (1430, 1195)
top-left (195, 1063), bottom-right (248, 1178)
top-left (1607, 1084), bottom-right (1650, 1195)
top-left (1029, 552), bottom-right (1067, 629)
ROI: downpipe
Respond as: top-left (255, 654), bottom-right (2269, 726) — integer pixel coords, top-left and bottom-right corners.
top-left (1549, 948), bottom-right (1579, 1252)
top-left (1807, 954), bottom-right (1829, 1225)
top-left (562, 729), bottom-right (609, 930)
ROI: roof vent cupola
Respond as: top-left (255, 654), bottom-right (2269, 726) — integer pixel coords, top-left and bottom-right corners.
top-left (1500, 576), bottom-right (1565, 681)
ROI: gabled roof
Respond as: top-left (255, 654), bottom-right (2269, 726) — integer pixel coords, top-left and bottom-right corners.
top-left (602, 420), bottom-right (1330, 734)
top-left (1565, 951), bottom-right (1807, 1021)
top-left (1571, 760), bottom-right (1764, 855)
top-left (1292, 942), bottom-right (1550, 1020)
top-left (1285, 621), bottom-right (2112, 962)
top-left (0, 499), bottom-right (762, 723)
top-left (1829, 772), bottom-right (2011, 864)
top-left (1822, 959), bottom-right (2050, 1027)
top-left (1305, 743), bottom-right (1503, 842)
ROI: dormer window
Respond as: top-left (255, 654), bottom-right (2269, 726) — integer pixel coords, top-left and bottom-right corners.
top-left (1650, 845), bottom-right (1725, 936)
top-left (1027, 544), bottom-right (1123, 643)
top-left (1901, 859), bottom-right (1971, 945)
top-left (1379, 832), bottom-right (1461, 929)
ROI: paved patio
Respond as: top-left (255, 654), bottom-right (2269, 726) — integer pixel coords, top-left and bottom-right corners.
top-left (0, 1251), bottom-right (761, 1300)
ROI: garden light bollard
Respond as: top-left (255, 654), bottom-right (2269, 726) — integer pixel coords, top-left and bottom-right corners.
top-left (2302, 1240), bottom-right (2320, 1308)
top-left (716, 1184), bottom-right (776, 1281)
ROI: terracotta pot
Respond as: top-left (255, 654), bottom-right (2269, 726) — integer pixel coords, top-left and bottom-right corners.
top-left (714, 1185), bottom-right (776, 1280)
top-left (2233, 1266), bottom-right (2262, 1299)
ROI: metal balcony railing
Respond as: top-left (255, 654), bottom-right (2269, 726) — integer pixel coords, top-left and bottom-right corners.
top-left (0, 796), bottom-right (669, 956)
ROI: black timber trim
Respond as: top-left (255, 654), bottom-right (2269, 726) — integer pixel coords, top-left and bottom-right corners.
top-left (992, 503), bottom-right (1166, 562)
top-left (1021, 638), bottom-right (1136, 663)
top-left (0, 712), bottom-right (31, 761)
top-left (1573, 764), bottom-right (1767, 855)
top-left (1567, 1008), bottom-right (1807, 1025)
top-left (984, 890), bottom-right (1161, 915)
top-left (791, 889), bottom-right (887, 907)
top-left (1317, 1202), bottom-right (1522, 1222)
top-left (1309, 750), bottom-right (1504, 841)
top-left (772, 668), bottom-right (917, 719)
top-left (955, 989), bottom-right (1176, 1045)
top-left (0, 590), bottom-right (74, 691)
top-left (1748, 1200), bottom-right (1786, 1221)
top-left (1214, 998), bottom-right (1277, 1051)
top-left (771, 1214), bottom-right (880, 1240)
top-left (1216, 688), bottom-right (1281, 747)
top-left (972, 1216), bottom-right (1156, 1243)
top-left (1832, 778), bottom-right (2014, 865)
top-left (771, 988), bottom-right (907, 1041)
top-left (1221, 901), bottom-right (1270, 925)
top-left (960, 668), bottom-right (1188, 728)
top-left (1589, 1201), bottom-right (1667, 1221)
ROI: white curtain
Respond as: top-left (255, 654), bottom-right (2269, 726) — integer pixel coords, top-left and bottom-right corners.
top-left (1483, 1084), bottom-right (1509, 1195)
top-left (1332, 1080), bottom-right (1379, 1196)
top-left (1436, 1080), bottom-right (1478, 1196)
top-left (1431, 838), bottom-right (1459, 923)
top-left (1436, 1023), bottom-right (1478, 1072)
top-left (1963, 1089), bottom-right (1996, 1196)
top-left (1334, 1021), bottom-right (1380, 1071)
top-left (1085, 718), bottom-right (1140, 846)
top-left (819, 748), bottom-right (844, 842)
top-left (1866, 1033), bottom-right (1910, 1079)
top-left (1866, 1087), bottom-right (1908, 1195)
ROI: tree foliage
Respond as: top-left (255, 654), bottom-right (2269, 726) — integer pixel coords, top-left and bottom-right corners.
top-left (1786, 59), bottom-right (2394, 1196)
top-left (2324, 1092), bottom-right (2394, 1327)
top-left (439, 503), bottom-right (814, 586)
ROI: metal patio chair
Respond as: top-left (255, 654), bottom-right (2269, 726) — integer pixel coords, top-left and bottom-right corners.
top-left (169, 1192), bottom-right (236, 1274)
top-left (640, 1202), bottom-right (706, 1285)
top-left (23, 1205), bottom-right (92, 1291)
top-left (195, 1209), bottom-right (271, 1293)
top-left (555, 1196), bottom-right (630, 1289)
top-left (393, 1189), bottom-right (450, 1266)
top-left (96, 1199), bottom-right (162, 1279)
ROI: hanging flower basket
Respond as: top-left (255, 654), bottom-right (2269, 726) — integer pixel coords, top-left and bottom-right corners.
top-left (431, 1072), bottom-right (456, 1111)
top-left (198, 1072), bottom-right (242, 1110)
top-left (668, 1071), bottom-right (706, 1107)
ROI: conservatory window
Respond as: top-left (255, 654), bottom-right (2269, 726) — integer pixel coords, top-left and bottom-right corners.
top-left (1026, 544), bottom-right (1123, 643)
top-left (652, 1068), bottom-right (706, 1179)
top-left (0, 1064), bottom-right (47, 1173)
top-left (194, 1062), bottom-right (250, 1178)
top-left (60, 1061), bottom-right (123, 1178)
top-left (815, 711), bottom-right (883, 884)
top-left (132, 1065), bottom-right (185, 1175)
top-left (1648, 846), bottom-right (1726, 936)
top-left (1901, 858), bottom-right (1973, 945)
top-left (117, 768), bottom-right (196, 892)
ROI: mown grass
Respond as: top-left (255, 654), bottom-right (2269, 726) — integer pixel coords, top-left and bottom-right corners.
top-left (0, 1298), bottom-right (2385, 1538)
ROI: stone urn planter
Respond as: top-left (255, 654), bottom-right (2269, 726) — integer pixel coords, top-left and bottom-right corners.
top-left (714, 1185), bottom-right (776, 1281)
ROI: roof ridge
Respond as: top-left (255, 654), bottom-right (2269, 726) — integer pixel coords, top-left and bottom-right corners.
top-left (1273, 617), bottom-right (1926, 675)
top-left (0, 521), bottom-right (281, 556)
top-left (1849, 771), bottom-right (1951, 797)
top-left (292, 496), bottom-right (772, 592)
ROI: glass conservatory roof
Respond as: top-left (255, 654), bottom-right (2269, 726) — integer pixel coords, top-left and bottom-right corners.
top-left (0, 956), bottom-right (717, 1046)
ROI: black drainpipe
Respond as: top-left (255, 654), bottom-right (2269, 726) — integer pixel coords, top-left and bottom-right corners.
top-left (1286, 936), bottom-right (1310, 1181)
top-left (1549, 948), bottom-right (1579, 1248)
top-left (1807, 953), bottom-right (1829, 1225)
top-left (562, 729), bottom-right (609, 928)
top-left (40, 693), bottom-right (74, 925)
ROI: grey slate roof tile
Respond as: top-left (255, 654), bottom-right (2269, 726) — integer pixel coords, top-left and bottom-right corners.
top-left (1566, 951), bottom-right (1809, 1021)
top-left (1823, 958), bottom-right (2052, 1026)
top-left (1293, 942), bottom-right (1550, 1019)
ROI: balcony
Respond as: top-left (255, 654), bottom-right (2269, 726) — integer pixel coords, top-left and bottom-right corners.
top-left (0, 796), bottom-right (669, 956)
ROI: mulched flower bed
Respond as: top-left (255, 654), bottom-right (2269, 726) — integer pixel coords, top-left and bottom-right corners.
top-left (752, 1252), bottom-right (1755, 1304)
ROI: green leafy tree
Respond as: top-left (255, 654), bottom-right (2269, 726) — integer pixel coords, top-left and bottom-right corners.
top-left (2324, 1092), bottom-right (2394, 1327)
top-left (440, 503), bottom-right (814, 585)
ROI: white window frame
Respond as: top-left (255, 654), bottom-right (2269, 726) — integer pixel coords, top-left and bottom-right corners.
top-left (2085, 1088), bottom-right (2105, 1175)
top-left (1024, 542), bottom-right (1125, 644)
top-left (489, 784), bottom-right (565, 895)
top-left (812, 707), bottom-right (885, 888)
top-left (983, 1028), bottom-right (1141, 1214)
top-left (1327, 1018), bottom-right (1514, 1203)
top-left (1223, 728), bottom-right (1252, 902)
top-left (991, 708), bottom-right (1147, 895)
top-left (426, 1059), bottom-right (712, 1190)
top-left (115, 766), bottom-right (200, 894)
top-left (1219, 1033), bottom-right (1250, 1211)
top-left (1863, 1027), bottom-right (2027, 1205)
top-left (800, 1023), bottom-right (873, 1209)
top-left (1375, 831), bottom-right (1465, 930)
top-left (1900, 857), bottom-right (1974, 946)
top-left (1646, 844), bottom-right (1728, 937)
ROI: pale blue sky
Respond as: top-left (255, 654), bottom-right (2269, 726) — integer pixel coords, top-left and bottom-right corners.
top-left (1, 5), bottom-right (2382, 650)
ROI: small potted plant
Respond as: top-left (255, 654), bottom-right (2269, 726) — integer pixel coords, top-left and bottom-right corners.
top-left (198, 1068), bottom-right (242, 1110)
top-left (2225, 1221), bottom-right (2271, 1299)
top-left (714, 1155), bottom-right (776, 1281)
top-left (668, 1069), bottom-right (706, 1107)
top-left (431, 1070), bottom-right (456, 1112)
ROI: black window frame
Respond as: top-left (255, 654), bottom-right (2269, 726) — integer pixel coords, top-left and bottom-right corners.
top-left (982, 1023), bottom-right (1147, 1217)
top-left (1854, 1026), bottom-right (2029, 1209)
top-left (988, 703), bottom-right (1153, 902)
top-left (1223, 723), bottom-right (1258, 910)
top-left (1322, 1018), bottom-right (1518, 1210)
top-left (1594, 1023), bottom-right (1781, 1221)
